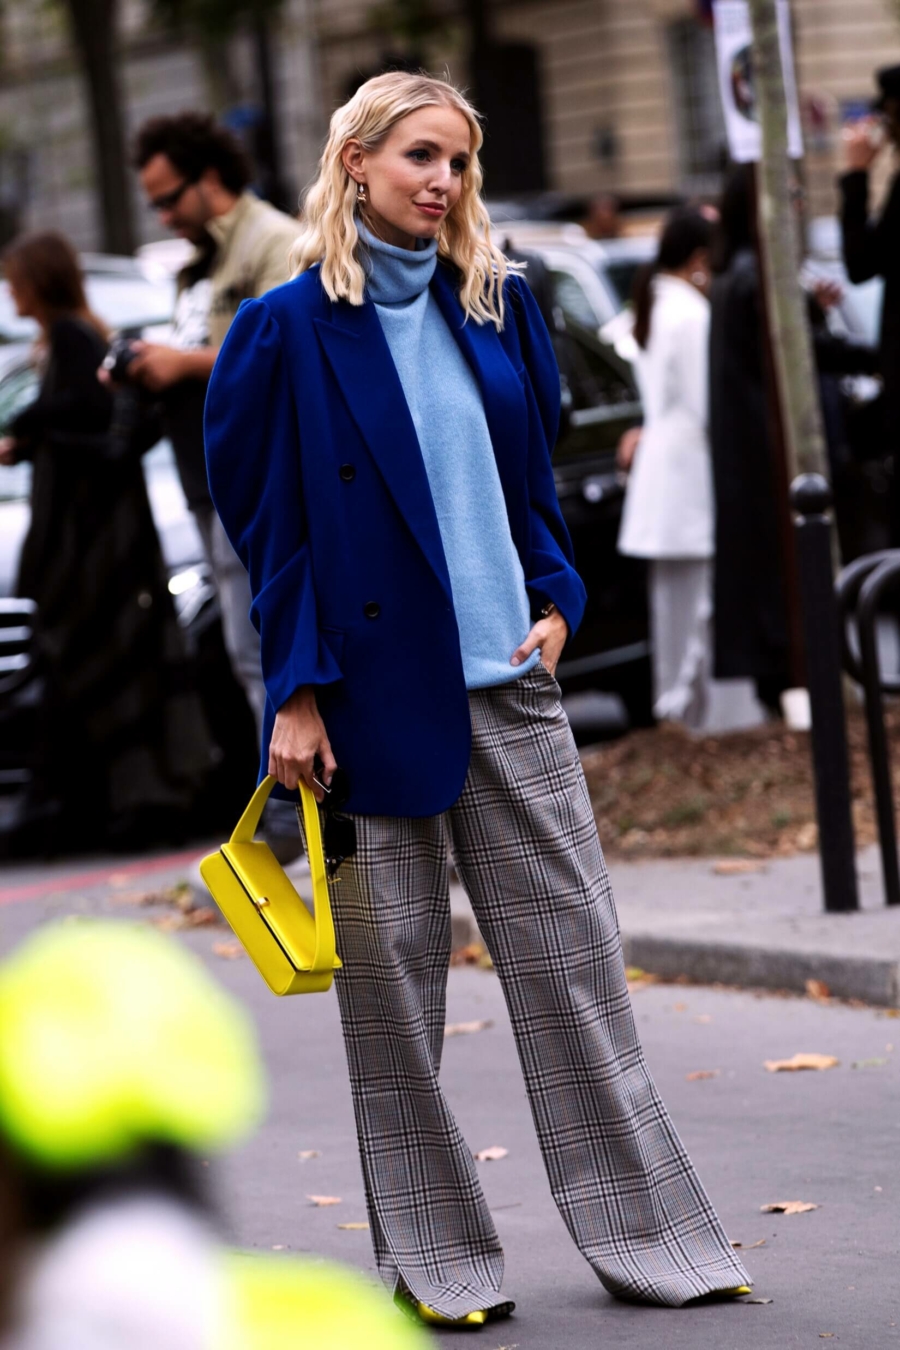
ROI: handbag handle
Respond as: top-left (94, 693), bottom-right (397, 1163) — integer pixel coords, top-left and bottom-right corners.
top-left (230, 776), bottom-right (336, 975)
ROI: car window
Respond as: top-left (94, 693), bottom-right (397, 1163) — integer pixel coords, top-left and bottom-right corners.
top-left (551, 268), bottom-right (600, 331)
top-left (557, 316), bottom-right (639, 415)
top-left (603, 260), bottom-right (642, 310)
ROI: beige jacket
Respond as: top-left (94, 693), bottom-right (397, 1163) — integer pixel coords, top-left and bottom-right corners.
top-left (203, 192), bottom-right (302, 348)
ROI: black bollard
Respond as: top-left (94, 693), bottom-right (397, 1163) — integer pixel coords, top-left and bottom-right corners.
top-left (790, 474), bottom-right (859, 912)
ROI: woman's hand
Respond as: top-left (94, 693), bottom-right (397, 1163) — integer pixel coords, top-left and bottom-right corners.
top-left (269, 685), bottom-right (337, 802)
top-left (616, 425), bottom-right (642, 472)
top-left (510, 609), bottom-right (569, 678)
top-left (843, 117), bottom-right (884, 173)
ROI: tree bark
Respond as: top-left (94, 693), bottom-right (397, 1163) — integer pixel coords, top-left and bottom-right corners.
top-left (64, 0), bottom-right (136, 254)
top-left (746, 0), bottom-right (827, 480)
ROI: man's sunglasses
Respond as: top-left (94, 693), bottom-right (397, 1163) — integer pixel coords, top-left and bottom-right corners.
top-left (147, 177), bottom-right (198, 213)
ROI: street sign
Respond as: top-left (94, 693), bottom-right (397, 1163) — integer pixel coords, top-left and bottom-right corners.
top-left (713, 0), bottom-right (803, 161)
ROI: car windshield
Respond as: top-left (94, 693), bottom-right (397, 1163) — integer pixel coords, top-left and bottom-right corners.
top-left (0, 265), bottom-right (173, 343)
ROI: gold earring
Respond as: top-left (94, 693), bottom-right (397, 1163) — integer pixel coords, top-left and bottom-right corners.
top-left (357, 182), bottom-right (367, 206)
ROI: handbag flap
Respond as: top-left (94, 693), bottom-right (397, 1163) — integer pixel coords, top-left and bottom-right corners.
top-left (221, 839), bottom-right (340, 972)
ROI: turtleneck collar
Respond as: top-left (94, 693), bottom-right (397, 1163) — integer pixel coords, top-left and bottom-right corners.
top-left (357, 219), bottom-right (438, 306)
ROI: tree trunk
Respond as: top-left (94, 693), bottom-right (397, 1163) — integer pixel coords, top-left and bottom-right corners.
top-left (251, 10), bottom-right (291, 211)
top-left (746, 0), bottom-right (826, 480)
top-left (64, 0), bottom-right (136, 255)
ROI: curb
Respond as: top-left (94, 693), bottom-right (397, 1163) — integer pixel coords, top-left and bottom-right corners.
top-left (450, 905), bottom-right (900, 1008)
top-left (619, 933), bottom-right (900, 1008)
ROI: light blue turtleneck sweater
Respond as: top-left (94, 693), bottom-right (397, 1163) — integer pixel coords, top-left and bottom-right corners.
top-left (358, 222), bottom-right (538, 690)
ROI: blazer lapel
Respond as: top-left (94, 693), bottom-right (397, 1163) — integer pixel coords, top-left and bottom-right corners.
top-left (429, 267), bottom-right (530, 551)
top-left (314, 301), bottom-right (452, 598)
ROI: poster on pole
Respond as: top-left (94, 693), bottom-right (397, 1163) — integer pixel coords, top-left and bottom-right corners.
top-left (713, 0), bottom-right (803, 161)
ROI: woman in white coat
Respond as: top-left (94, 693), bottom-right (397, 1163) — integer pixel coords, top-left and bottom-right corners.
top-left (618, 208), bottom-right (758, 731)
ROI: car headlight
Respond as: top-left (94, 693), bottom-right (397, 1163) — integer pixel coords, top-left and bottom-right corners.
top-left (168, 567), bottom-right (203, 597)
top-left (167, 565), bottom-right (216, 628)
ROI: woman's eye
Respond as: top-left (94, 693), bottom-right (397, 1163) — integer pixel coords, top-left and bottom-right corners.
top-left (408, 149), bottom-right (430, 163)
top-left (451, 159), bottom-right (467, 174)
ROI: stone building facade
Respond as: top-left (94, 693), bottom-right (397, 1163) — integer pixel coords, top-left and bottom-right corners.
top-left (0, 0), bottom-right (897, 251)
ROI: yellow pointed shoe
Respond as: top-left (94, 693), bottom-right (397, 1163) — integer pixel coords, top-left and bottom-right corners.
top-left (684, 1284), bottom-right (753, 1306)
top-left (416, 1303), bottom-right (488, 1328)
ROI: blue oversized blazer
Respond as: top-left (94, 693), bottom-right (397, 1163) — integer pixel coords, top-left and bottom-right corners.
top-left (204, 261), bottom-right (586, 817)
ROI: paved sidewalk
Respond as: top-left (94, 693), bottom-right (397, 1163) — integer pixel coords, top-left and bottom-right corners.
top-left (449, 845), bottom-right (900, 1007)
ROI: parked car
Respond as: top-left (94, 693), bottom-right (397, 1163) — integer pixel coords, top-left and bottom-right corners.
top-left (501, 223), bottom-right (654, 728)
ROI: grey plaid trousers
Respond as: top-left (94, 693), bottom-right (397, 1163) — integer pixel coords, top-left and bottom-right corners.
top-left (321, 663), bottom-right (749, 1317)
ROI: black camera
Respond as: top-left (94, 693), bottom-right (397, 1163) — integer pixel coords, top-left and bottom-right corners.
top-left (101, 335), bottom-right (140, 383)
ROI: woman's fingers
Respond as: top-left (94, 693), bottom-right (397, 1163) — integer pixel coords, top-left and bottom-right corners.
top-left (511, 622), bottom-right (542, 667)
top-left (318, 738), bottom-right (338, 789)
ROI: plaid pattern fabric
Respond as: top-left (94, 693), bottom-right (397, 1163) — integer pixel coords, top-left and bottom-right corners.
top-left (320, 663), bottom-right (749, 1317)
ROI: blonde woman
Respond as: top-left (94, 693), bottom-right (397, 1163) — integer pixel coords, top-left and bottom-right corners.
top-left (204, 72), bottom-right (751, 1329)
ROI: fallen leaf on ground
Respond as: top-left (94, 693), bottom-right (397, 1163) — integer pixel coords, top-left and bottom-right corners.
top-left (851, 1058), bottom-right (887, 1069)
top-left (686, 1070), bottom-right (720, 1081)
top-left (107, 872), bottom-right (133, 888)
top-left (152, 906), bottom-right (220, 932)
top-left (445, 1019), bottom-right (494, 1038)
top-left (307, 1196), bottom-right (341, 1206)
top-left (297, 1150), bottom-right (320, 1160)
top-left (883, 1008), bottom-right (900, 1018)
top-left (271, 1244), bottom-right (287, 1250)
top-left (212, 941), bottom-right (244, 959)
top-left (672, 1002), bottom-right (688, 1012)
top-left (337, 1222), bottom-right (369, 1230)
top-left (763, 1053), bottom-right (839, 1073)
top-left (760, 1201), bottom-right (819, 1215)
top-left (713, 859), bottom-right (765, 875)
top-left (805, 979), bottom-right (831, 1001)
top-left (473, 1146), bottom-right (508, 1162)
top-left (746, 1297), bottom-right (773, 1304)
top-left (625, 966), bottom-right (659, 990)
top-left (113, 882), bottom-right (195, 911)
top-left (819, 1335), bottom-right (835, 1339)
top-left (693, 1014), bottom-right (713, 1024)
top-left (730, 1239), bottom-right (766, 1250)
top-left (795, 822), bottom-right (818, 851)
top-left (450, 942), bottom-right (494, 969)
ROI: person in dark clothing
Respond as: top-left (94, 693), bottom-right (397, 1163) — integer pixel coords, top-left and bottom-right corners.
top-left (0, 232), bottom-right (209, 851)
top-left (839, 64), bottom-right (900, 540)
top-left (709, 167), bottom-right (878, 713)
top-left (708, 167), bottom-right (791, 711)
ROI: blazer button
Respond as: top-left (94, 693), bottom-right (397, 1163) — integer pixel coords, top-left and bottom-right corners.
top-left (339, 463), bottom-right (356, 481)
top-left (363, 601), bottom-right (380, 619)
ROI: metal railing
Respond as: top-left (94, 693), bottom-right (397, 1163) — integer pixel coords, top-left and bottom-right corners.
top-left (836, 549), bottom-right (900, 907)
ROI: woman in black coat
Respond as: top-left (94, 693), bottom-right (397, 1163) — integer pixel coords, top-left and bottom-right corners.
top-left (0, 232), bottom-right (208, 850)
top-left (709, 167), bottom-right (878, 712)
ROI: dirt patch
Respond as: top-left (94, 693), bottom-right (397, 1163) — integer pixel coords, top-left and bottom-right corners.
top-left (582, 705), bottom-right (887, 860)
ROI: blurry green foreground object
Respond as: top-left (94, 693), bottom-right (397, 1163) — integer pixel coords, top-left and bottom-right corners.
top-left (0, 920), bottom-right (265, 1168)
top-left (224, 1254), bottom-right (432, 1349)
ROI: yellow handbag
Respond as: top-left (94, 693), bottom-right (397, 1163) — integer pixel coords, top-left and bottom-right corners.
top-left (199, 776), bottom-right (341, 997)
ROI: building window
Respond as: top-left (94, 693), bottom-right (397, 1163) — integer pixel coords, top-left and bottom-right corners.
top-left (666, 18), bottom-right (728, 194)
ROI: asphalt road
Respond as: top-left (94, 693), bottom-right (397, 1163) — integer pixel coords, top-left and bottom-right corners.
top-left (1, 852), bottom-right (898, 1348)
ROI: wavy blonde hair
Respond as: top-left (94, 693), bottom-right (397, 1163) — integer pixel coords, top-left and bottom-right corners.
top-left (292, 71), bottom-right (511, 328)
